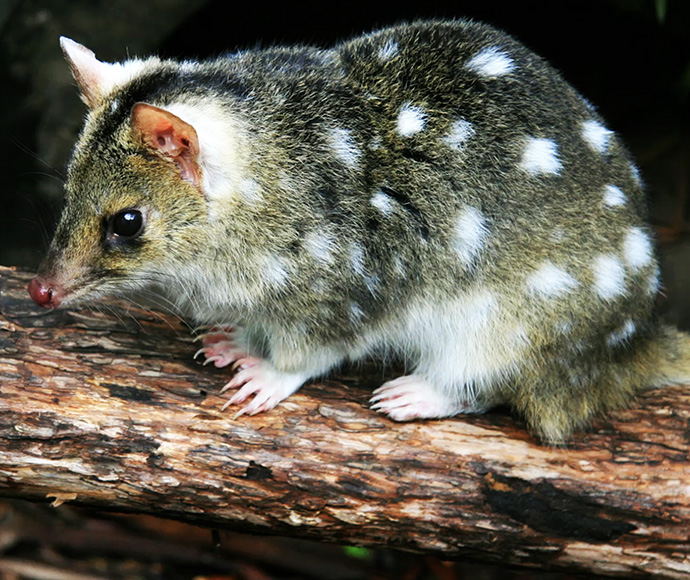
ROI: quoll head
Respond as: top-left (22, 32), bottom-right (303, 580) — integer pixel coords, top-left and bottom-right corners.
top-left (28, 38), bottom-right (208, 309)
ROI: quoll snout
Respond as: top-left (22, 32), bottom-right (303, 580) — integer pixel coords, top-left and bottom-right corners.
top-left (28, 277), bottom-right (61, 308)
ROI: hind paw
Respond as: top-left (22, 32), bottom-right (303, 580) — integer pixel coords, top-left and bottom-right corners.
top-left (370, 375), bottom-right (486, 421)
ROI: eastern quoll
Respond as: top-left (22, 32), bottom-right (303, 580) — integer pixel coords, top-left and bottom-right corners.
top-left (28, 19), bottom-right (690, 443)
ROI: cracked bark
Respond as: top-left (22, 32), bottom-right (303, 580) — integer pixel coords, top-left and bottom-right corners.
top-left (0, 266), bottom-right (688, 578)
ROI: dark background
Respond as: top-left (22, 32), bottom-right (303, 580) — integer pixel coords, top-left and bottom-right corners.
top-left (0, 1), bottom-right (689, 578)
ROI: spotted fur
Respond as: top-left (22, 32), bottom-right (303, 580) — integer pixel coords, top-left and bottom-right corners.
top-left (34, 19), bottom-right (690, 443)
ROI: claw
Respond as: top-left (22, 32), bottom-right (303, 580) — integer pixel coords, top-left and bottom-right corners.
top-left (370, 374), bottom-right (490, 420)
top-left (194, 329), bottom-right (251, 369)
top-left (218, 362), bottom-right (309, 418)
top-left (194, 325), bottom-right (236, 344)
top-left (220, 370), bottom-right (247, 394)
top-left (231, 356), bottom-right (260, 372)
top-left (369, 375), bottom-right (449, 421)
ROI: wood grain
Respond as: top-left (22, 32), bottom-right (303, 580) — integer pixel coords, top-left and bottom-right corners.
top-left (0, 266), bottom-right (688, 578)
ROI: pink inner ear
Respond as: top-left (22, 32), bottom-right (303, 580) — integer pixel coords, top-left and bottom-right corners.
top-left (155, 127), bottom-right (184, 156)
top-left (131, 103), bottom-right (201, 187)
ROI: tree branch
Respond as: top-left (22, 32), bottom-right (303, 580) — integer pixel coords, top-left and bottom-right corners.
top-left (1, 266), bottom-right (688, 578)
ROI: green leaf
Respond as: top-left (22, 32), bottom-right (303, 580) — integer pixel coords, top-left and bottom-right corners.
top-left (343, 546), bottom-right (373, 559)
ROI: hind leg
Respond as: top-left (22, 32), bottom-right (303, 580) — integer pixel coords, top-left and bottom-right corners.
top-left (367, 289), bottom-right (528, 422)
top-left (513, 385), bottom-right (598, 444)
top-left (509, 353), bottom-right (637, 444)
top-left (370, 374), bottom-right (497, 421)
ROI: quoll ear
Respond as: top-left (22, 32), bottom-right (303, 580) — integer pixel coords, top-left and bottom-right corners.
top-left (60, 37), bottom-right (118, 109)
top-left (131, 103), bottom-right (202, 188)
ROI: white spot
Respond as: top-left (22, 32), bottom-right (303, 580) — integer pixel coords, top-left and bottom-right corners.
top-left (304, 231), bottom-right (336, 265)
top-left (393, 255), bottom-right (406, 277)
top-left (526, 261), bottom-right (579, 298)
top-left (239, 178), bottom-right (263, 205)
top-left (603, 184), bottom-right (626, 207)
top-left (571, 341), bottom-right (588, 354)
top-left (370, 190), bottom-right (395, 216)
top-left (510, 325), bottom-right (531, 349)
top-left (592, 254), bottom-right (626, 300)
top-left (350, 243), bottom-right (366, 276)
top-left (647, 265), bottom-right (661, 295)
top-left (607, 320), bottom-right (636, 347)
top-left (378, 39), bottom-right (399, 61)
top-left (109, 98), bottom-right (120, 113)
top-left (551, 227), bottom-right (566, 242)
top-left (452, 206), bottom-right (489, 266)
top-left (443, 118), bottom-right (475, 150)
top-left (277, 171), bottom-right (298, 193)
top-left (465, 46), bottom-right (515, 77)
top-left (582, 96), bottom-right (597, 111)
top-left (623, 227), bottom-right (653, 270)
top-left (520, 137), bottom-right (563, 175)
top-left (364, 274), bottom-right (380, 296)
top-left (556, 321), bottom-right (572, 335)
top-left (312, 278), bottom-right (328, 294)
top-left (630, 162), bottom-right (642, 185)
top-left (581, 120), bottom-right (613, 155)
top-left (329, 127), bottom-right (361, 168)
top-left (271, 91), bottom-right (287, 106)
top-left (317, 50), bottom-right (338, 67)
top-left (397, 103), bottom-right (426, 137)
top-left (350, 302), bottom-right (364, 323)
top-left (262, 254), bottom-right (290, 287)
top-left (368, 135), bottom-right (383, 151)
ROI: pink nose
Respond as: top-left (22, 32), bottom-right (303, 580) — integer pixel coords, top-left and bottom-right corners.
top-left (28, 278), bottom-right (60, 308)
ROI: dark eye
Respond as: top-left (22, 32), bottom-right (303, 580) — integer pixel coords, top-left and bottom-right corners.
top-left (110, 209), bottom-right (144, 240)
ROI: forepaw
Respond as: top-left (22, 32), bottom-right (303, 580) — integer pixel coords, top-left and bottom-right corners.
top-left (219, 362), bottom-right (308, 418)
top-left (370, 375), bottom-right (477, 421)
top-left (194, 327), bottom-right (252, 368)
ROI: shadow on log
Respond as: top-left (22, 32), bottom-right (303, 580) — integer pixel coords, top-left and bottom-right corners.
top-left (0, 265), bottom-right (688, 578)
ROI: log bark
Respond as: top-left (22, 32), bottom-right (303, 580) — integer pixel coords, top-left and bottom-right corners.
top-left (0, 265), bottom-right (688, 578)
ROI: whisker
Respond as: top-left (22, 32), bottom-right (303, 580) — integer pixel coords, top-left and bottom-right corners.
top-left (11, 137), bottom-right (66, 179)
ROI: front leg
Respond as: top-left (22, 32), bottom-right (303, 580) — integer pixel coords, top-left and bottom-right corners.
top-left (220, 361), bottom-right (311, 417)
top-left (194, 327), bottom-right (259, 369)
